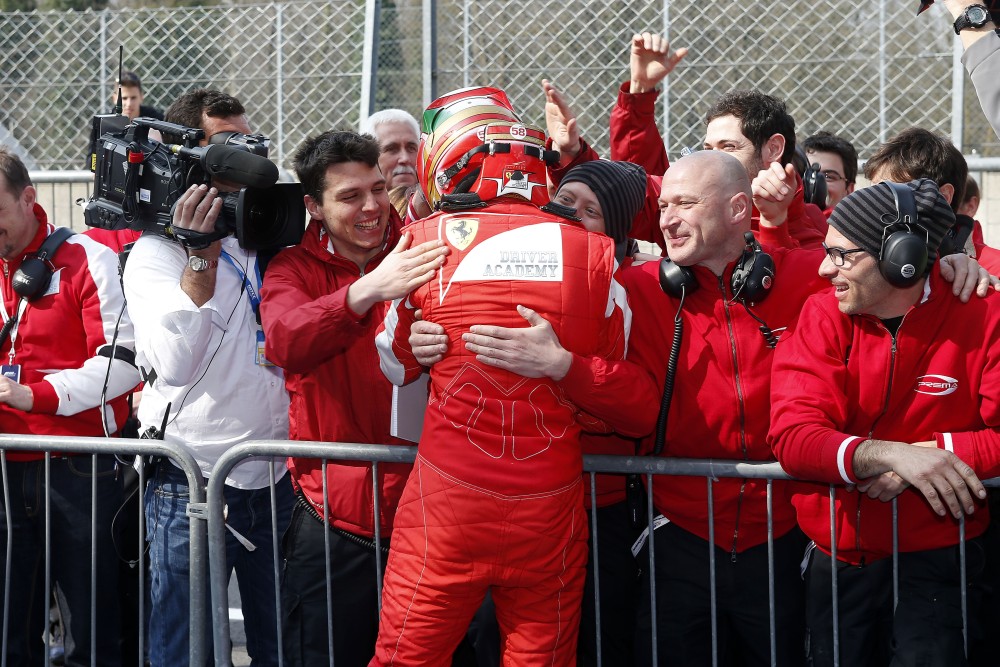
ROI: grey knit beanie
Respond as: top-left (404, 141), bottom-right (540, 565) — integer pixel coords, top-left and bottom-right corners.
top-left (828, 178), bottom-right (955, 264)
top-left (559, 160), bottom-right (647, 244)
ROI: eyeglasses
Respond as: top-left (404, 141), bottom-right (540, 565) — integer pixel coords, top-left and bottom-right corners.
top-left (822, 243), bottom-right (867, 266)
top-left (821, 170), bottom-right (846, 183)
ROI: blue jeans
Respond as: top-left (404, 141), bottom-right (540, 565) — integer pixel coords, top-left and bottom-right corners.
top-left (0, 454), bottom-right (123, 667)
top-left (145, 461), bottom-right (293, 667)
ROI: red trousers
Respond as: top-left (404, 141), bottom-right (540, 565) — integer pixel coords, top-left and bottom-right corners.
top-left (370, 455), bottom-right (587, 666)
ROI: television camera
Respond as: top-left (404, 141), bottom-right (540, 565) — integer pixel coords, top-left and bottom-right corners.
top-left (85, 115), bottom-right (304, 250)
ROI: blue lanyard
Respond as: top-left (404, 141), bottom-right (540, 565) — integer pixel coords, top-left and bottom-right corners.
top-left (220, 250), bottom-right (262, 317)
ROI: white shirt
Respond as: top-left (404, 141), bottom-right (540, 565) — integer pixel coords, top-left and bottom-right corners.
top-left (123, 233), bottom-right (289, 489)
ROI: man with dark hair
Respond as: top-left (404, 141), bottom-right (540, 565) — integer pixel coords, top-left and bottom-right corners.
top-left (160, 88), bottom-right (246, 145)
top-left (769, 178), bottom-right (1000, 666)
top-left (861, 127), bottom-right (984, 271)
top-left (111, 69), bottom-right (163, 121)
top-left (598, 34), bottom-right (827, 249)
top-left (702, 89), bottom-right (828, 248)
top-left (259, 130), bottom-right (447, 667)
top-left (803, 131), bottom-right (858, 214)
top-left (863, 127), bottom-right (968, 212)
top-left (705, 89), bottom-right (797, 169)
top-left (0, 146), bottom-right (140, 666)
top-left (122, 89), bottom-right (293, 667)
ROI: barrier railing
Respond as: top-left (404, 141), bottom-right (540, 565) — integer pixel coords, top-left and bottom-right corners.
top-left (2, 435), bottom-right (994, 666)
top-left (205, 441), bottom-right (416, 667)
top-left (204, 442), bottom-right (1000, 667)
top-left (0, 434), bottom-right (208, 667)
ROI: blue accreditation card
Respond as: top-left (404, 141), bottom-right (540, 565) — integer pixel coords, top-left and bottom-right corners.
top-left (1, 364), bottom-right (21, 383)
top-left (255, 330), bottom-right (275, 367)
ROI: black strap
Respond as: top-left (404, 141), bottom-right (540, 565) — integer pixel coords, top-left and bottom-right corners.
top-left (0, 227), bottom-right (74, 349)
top-left (437, 142), bottom-right (560, 187)
top-left (38, 226), bottom-right (74, 260)
top-left (98, 344), bottom-right (137, 367)
top-left (540, 201), bottom-right (581, 222)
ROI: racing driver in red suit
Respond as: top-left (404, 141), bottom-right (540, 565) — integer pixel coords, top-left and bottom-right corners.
top-left (371, 87), bottom-right (629, 666)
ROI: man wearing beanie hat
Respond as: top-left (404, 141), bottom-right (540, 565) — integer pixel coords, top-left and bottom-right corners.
top-left (769, 178), bottom-right (1000, 665)
top-left (554, 160), bottom-right (647, 262)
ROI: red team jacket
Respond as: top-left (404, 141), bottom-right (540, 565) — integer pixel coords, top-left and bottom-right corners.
top-left (377, 198), bottom-right (629, 496)
top-left (559, 246), bottom-right (828, 553)
top-left (261, 217), bottom-right (412, 538)
top-left (1, 207), bottom-right (136, 454)
top-left (607, 82), bottom-right (827, 250)
top-left (769, 264), bottom-right (1000, 564)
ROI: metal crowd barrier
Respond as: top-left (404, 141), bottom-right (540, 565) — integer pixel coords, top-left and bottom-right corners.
top-left (205, 441), bottom-right (416, 667)
top-left (0, 434), bottom-right (208, 667)
top-left (3, 435), bottom-right (992, 667)
top-left (204, 442), bottom-right (1000, 667)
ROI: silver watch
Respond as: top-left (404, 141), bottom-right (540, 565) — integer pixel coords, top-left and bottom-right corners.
top-left (187, 255), bottom-right (219, 272)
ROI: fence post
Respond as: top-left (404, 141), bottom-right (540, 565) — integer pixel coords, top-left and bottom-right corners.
top-left (462, 0), bottom-right (470, 88)
top-left (952, 35), bottom-right (966, 150)
top-left (360, 0), bottom-right (382, 126)
top-left (187, 476), bottom-right (210, 666)
top-left (878, 0), bottom-right (888, 143)
top-left (661, 0), bottom-right (671, 159)
top-left (275, 3), bottom-right (285, 168)
top-left (100, 10), bottom-right (108, 107)
top-left (422, 0), bottom-right (437, 108)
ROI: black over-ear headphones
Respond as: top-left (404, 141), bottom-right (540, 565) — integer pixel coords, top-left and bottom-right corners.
top-left (879, 182), bottom-right (928, 289)
top-left (658, 232), bottom-right (774, 304)
top-left (11, 227), bottom-right (74, 300)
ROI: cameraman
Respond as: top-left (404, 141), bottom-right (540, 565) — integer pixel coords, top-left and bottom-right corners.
top-left (122, 89), bottom-right (293, 667)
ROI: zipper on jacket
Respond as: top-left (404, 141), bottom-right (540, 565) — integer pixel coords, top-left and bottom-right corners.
top-left (853, 318), bottom-right (901, 563)
top-left (719, 275), bottom-right (750, 560)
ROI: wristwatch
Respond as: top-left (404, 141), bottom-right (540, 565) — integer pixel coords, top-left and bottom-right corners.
top-left (954, 4), bottom-right (990, 34)
top-left (187, 255), bottom-right (219, 272)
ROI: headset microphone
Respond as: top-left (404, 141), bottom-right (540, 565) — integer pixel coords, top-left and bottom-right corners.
top-left (168, 144), bottom-right (279, 189)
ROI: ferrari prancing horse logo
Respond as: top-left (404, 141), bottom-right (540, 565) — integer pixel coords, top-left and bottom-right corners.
top-left (445, 218), bottom-right (478, 251)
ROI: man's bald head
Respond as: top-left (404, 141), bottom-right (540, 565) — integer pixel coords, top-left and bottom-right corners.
top-left (679, 150), bottom-right (751, 195)
top-left (659, 150), bottom-right (754, 274)
top-left (669, 151), bottom-right (752, 227)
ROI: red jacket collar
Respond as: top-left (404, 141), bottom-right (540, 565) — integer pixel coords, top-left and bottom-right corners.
top-left (10, 204), bottom-right (51, 265)
top-left (300, 208), bottom-right (402, 271)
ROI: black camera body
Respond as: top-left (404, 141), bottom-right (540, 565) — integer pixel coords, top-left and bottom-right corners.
top-left (85, 116), bottom-right (305, 250)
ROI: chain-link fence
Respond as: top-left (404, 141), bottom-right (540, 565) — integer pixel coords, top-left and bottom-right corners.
top-left (0, 0), bottom-right (990, 171)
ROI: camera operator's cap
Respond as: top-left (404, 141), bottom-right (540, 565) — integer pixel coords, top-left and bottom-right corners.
top-left (828, 178), bottom-right (955, 264)
top-left (559, 160), bottom-right (647, 244)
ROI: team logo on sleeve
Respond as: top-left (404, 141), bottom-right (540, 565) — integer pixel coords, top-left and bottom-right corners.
top-left (445, 218), bottom-right (478, 251)
top-left (915, 374), bottom-right (958, 396)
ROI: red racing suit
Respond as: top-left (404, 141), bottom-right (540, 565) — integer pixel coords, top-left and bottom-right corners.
top-left (1, 207), bottom-right (138, 453)
top-left (260, 217), bottom-right (411, 538)
top-left (373, 197), bottom-right (628, 665)
top-left (768, 265), bottom-right (1000, 565)
top-left (378, 198), bottom-right (627, 494)
top-left (556, 245), bottom-right (828, 553)
top-left (607, 81), bottom-right (827, 249)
